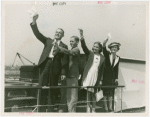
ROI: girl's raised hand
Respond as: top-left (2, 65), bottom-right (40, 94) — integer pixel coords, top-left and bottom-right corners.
top-left (103, 38), bottom-right (108, 47)
top-left (78, 28), bottom-right (83, 37)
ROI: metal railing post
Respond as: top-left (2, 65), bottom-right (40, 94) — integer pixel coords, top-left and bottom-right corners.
top-left (121, 88), bottom-right (122, 113)
top-left (37, 68), bottom-right (40, 112)
top-left (86, 88), bottom-right (90, 113)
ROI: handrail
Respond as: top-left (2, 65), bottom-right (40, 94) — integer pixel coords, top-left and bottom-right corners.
top-left (5, 85), bottom-right (125, 113)
top-left (5, 85), bottom-right (125, 89)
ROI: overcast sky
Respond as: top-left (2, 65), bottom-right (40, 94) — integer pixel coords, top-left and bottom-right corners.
top-left (3, 1), bottom-right (147, 66)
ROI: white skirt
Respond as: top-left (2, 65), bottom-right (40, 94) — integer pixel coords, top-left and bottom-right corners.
top-left (83, 66), bottom-right (98, 93)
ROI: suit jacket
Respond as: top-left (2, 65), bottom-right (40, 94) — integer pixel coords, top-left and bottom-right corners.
top-left (102, 47), bottom-right (120, 85)
top-left (59, 46), bottom-right (80, 78)
top-left (30, 23), bottom-right (68, 75)
top-left (80, 38), bottom-right (105, 86)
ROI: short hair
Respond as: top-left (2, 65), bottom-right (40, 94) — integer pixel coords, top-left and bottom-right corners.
top-left (110, 46), bottom-right (120, 51)
top-left (57, 28), bottom-right (64, 36)
top-left (71, 36), bottom-right (79, 42)
top-left (94, 41), bottom-right (103, 53)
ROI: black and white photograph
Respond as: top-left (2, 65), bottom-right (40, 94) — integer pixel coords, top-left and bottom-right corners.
top-left (1, 1), bottom-right (149, 115)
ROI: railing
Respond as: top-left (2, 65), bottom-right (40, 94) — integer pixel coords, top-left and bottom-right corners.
top-left (5, 85), bottom-right (125, 113)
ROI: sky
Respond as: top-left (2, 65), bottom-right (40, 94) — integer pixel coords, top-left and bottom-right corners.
top-left (3, 1), bottom-right (147, 66)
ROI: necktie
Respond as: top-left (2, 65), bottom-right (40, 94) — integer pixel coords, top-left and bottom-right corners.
top-left (52, 42), bottom-right (59, 56)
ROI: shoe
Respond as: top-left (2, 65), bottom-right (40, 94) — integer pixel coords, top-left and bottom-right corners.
top-left (104, 109), bottom-right (109, 113)
top-left (92, 111), bottom-right (96, 113)
top-left (92, 108), bottom-right (96, 113)
top-left (58, 109), bottom-right (64, 113)
top-left (109, 110), bottom-right (114, 113)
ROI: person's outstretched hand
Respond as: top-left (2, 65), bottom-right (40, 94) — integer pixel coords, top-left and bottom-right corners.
top-left (61, 75), bottom-right (66, 80)
top-left (78, 29), bottom-right (84, 40)
top-left (78, 28), bottom-right (83, 37)
top-left (115, 79), bottom-right (119, 86)
top-left (32, 14), bottom-right (39, 25)
top-left (103, 38), bottom-right (108, 47)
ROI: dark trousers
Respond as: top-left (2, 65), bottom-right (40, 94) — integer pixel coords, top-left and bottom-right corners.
top-left (38, 58), bottom-right (59, 112)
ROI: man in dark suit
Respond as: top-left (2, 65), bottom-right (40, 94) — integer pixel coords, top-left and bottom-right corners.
top-left (58, 36), bottom-right (80, 112)
top-left (30, 14), bottom-right (68, 112)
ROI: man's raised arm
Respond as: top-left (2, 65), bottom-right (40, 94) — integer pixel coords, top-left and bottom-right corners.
top-left (30, 14), bottom-right (49, 44)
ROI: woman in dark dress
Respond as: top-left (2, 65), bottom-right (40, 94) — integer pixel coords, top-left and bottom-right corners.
top-left (102, 38), bottom-right (121, 112)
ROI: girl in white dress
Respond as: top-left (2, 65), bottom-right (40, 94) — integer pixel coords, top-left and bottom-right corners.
top-left (79, 29), bottom-right (105, 112)
top-left (83, 54), bottom-right (100, 93)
